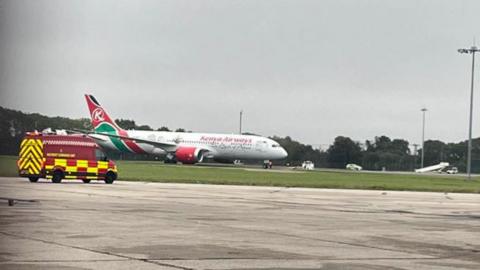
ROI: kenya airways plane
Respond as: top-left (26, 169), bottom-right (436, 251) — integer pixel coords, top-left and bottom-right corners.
top-left (85, 94), bottom-right (288, 164)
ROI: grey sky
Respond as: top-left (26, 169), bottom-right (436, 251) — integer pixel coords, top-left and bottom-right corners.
top-left (1, 0), bottom-right (480, 148)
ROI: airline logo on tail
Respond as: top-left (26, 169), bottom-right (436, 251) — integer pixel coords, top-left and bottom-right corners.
top-left (92, 108), bottom-right (105, 122)
top-left (85, 94), bottom-right (123, 132)
top-left (85, 94), bottom-right (146, 154)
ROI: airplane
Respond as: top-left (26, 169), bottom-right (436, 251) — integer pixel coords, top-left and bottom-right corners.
top-left (84, 94), bottom-right (288, 164)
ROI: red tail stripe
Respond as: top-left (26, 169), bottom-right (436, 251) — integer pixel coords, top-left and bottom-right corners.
top-left (85, 94), bottom-right (146, 154)
top-left (118, 130), bottom-right (146, 154)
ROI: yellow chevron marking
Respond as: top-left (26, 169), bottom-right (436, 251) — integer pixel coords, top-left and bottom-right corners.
top-left (32, 144), bottom-right (43, 157)
top-left (19, 157), bottom-right (28, 169)
top-left (28, 148), bottom-right (41, 161)
top-left (19, 138), bottom-right (44, 175)
top-left (19, 139), bottom-right (39, 156)
top-left (19, 154), bottom-right (38, 169)
top-left (28, 155), bottom-right (41, 169)
top-left (19, 144), bottom-right (28, 157)
top-left (21, 161), bottom-right (39, 174)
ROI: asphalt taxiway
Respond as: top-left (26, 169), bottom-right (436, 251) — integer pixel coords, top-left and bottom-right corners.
top-left (0, 177), bottom-right (479, 269)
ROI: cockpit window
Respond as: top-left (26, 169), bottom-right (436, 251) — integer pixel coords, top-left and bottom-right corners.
top-left (272, 144), bottom-right (280, 148)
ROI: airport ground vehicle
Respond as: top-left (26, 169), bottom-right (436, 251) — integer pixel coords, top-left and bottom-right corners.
top-left (414, 162), bottom-right (449, 173)
top-left (445, 167), bottom-right (458, 174)
top-left (414, 163), bottom-right (458, 174)
top-left (302, 161), bottom-right (315, 170)
top-left (446, 167), bottom-right (458, 174)
top-left (346, 163), bottom-right (362, 171)
top-left (17, 132), bottom-right (118, 184)
top-left (263, 160), bottom-right (273, 169)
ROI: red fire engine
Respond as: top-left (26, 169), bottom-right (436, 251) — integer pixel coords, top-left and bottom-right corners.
top-left (18, 132), bottom-right (118, 184)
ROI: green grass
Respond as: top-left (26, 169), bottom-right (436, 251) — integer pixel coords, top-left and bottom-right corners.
top-left (2, 155), bottom-right (480, 193)
top-left (0, 155), bottom-right (19, 177)
top-left (117, 160), bottom-right (480, 193)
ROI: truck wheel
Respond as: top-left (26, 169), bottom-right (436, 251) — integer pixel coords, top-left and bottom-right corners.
top-left (28, 177), bottom-right (39, 182)
top-left (82, 179), bottom-right (91, 183)
top-left (52, 170), bottom-right (63, 183)
top-left (104, 172), bottom-right (116, 184)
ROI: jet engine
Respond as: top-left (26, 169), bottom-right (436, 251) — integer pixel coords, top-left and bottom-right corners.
top-left (175, 147), bottom-right (205, 164)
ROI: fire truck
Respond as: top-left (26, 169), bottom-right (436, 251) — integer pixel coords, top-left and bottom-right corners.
top-left (17, 132), bottom-right (118, 184)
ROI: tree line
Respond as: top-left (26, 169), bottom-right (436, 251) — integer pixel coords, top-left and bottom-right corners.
top-left (1, 106), bottom-right (480, 172)
top-left (115, 119), bottom-right (190, 132)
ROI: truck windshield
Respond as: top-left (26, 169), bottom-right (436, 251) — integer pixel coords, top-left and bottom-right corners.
top-left (95, 149), bottom-right (107, 161)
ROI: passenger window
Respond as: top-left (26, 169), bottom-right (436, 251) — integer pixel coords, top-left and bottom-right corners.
top-left (95, 149), bottom-right (107, 161)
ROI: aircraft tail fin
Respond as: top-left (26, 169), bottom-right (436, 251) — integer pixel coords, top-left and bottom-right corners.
top-left (85, 94), bottom-right (125, 133)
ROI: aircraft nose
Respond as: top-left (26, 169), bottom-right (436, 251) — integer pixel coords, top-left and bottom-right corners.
top-left (280, 147), bottom-right (288, 159)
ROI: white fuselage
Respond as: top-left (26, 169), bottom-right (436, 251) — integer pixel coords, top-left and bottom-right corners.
top-left (96, 130), bottom-right (288, 160)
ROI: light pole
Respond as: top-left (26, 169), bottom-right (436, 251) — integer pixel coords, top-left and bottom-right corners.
top-left (412, 143), bottom-right (419, 169)
top-left (458, 45), bottom-right (479, 180)
top-left (421, 108), bottom-right (427, 169)
top-left (239, 110), bottom-right (243, 134)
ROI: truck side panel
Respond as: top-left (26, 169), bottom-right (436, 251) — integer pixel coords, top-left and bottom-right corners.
top-left (44, 158), bottom-right (116, 180)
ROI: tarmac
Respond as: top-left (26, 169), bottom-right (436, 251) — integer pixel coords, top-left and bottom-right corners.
top-left (0, 177), bottom-right (479, 270)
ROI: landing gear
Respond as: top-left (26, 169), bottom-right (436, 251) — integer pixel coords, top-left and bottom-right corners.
top-left (164, 153), bottom-right (177, 164)
top-left (263, 160), bottom-right (273, 169)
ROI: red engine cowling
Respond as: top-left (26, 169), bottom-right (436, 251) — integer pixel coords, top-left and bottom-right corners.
top-left (175, 147), bottom-right (205, 164)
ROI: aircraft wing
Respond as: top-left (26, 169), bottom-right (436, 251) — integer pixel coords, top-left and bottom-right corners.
top-left (93, 132), bottom-right (179, 152)
top-left (95, 132), bottom-right (216, 158)
top-left (66, 129), bottom-right (111, 142)
top-left (69, 129), bottom-right (215, 156)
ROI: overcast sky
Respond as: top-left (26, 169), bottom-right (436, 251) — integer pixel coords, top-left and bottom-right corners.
top-left (1, 0), bottom-right (480, 148)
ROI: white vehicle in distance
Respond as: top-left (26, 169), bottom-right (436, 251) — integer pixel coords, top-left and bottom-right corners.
top-left (346, 163), bottom-right (362, 171)
top-left (233, 160), bottom-right (244, 166)
top-left (301, 161), bottom-right (315, 170)
top-left (445, 167), bottom-right (458, 174)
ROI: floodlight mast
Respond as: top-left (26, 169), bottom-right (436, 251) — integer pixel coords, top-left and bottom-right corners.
top-left (421, 108), bottom-right (427, 169)
top-left (458, 45), bottom-right (479, 180)
top-left (239, 110), bottom-right (243, 134)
